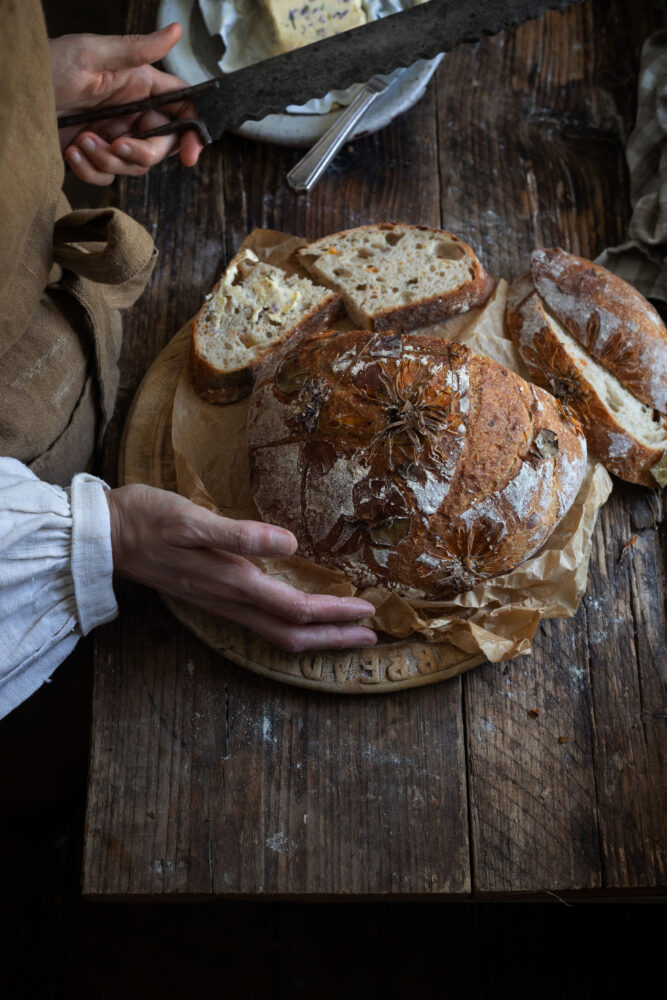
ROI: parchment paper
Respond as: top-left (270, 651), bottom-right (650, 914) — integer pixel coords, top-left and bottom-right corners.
top-left (171, 229), bottom-right (613, 663)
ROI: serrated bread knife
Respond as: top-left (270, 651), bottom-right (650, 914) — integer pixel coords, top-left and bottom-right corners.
top-left (58, 0), bottom-right (581, 144)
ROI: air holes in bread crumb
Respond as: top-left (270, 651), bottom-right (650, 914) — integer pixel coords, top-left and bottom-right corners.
top-left (384, 232), bottom-right (404, 246)
top-left (606, 385), bottom-right (626, 412)
top-left (435, 242), bottom-right (464, 261)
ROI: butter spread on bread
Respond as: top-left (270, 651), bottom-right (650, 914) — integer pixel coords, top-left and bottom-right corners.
top-left (248, 328), bottom-right (587, 599)
top-left (189, 249), bottom-right (343, 404)
top-left (260, 0), bottom-right (367, 54)
top-left (296, 223), bottom-right (494, 332)
top-left (507, 251), bottom-right (667, 487)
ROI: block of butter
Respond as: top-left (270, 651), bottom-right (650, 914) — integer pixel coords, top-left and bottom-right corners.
top-left (259, 0), bottom-right (368, 54)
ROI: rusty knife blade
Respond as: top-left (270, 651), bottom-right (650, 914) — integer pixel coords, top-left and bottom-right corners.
top-left (58, 0), bottom-right (581, 142)
top-left (199, 0), bottom-right (581, 136)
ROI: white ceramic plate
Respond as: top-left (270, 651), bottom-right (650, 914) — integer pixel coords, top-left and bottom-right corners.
top-left (157, 0), bottom-right (443, 147)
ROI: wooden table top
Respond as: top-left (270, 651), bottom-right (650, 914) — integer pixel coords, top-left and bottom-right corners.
top-left (84, 0), bottom-right (666, 899)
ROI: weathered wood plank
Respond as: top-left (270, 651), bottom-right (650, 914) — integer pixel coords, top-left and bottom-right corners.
top-left (85, 588), bottom-right (223, 895)
top-left (437, 0), bottom-right (666, 892)
top-left (207, 675), bottom-right (470, 895)
top-left (86, 0), bottom-right (666, 897)
top-left (86, 0), bottom-right (471, 896)
top-left (435, 0), bottom-right (636, 277)
top-left (583, 485), bottom-right (666, 888)
top-left (465, 616), bottom-right (603, 893)
top-left (624, 487), bottom-right (666, 886)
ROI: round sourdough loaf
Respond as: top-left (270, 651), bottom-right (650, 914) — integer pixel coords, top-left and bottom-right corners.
top-left (247, 329), bottom-right (588, 599)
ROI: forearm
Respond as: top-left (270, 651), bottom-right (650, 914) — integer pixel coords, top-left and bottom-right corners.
top-left (0, 458), bottom-right (117, 719)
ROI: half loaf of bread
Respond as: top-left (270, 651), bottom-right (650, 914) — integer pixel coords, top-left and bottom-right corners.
top-left (507, 258), bottom-right (667, 488)
top-left (295, 223), bottom-right (494, 332)
top-left (189, 248), bottom-right (343, 403)
top-left (248, 328), bottom-right (587, 599)
top-left (531, 248), bottom-right (667, 411)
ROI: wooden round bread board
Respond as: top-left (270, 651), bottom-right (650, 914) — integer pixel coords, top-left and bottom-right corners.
top-left (119, 326), bottom-right (485, 693)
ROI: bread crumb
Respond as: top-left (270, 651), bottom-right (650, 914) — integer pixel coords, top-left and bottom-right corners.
top-left (619, 534), bottom-right (638, 562)
top-left (558, 736), bottom-right (569, 744)
top-left (539, 788), bottom-right (550, 800)
top-left (528, 708), bottom-right (540, 718)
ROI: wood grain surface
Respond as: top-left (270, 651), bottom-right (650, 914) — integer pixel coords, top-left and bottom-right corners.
top-left (84, 0), bottom-right (666, 897)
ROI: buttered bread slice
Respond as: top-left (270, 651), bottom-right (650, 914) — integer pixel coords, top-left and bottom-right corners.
top-left (296, 223), bottom-right (494, 332)
top-left (189, 249), bottom-right (343, 404)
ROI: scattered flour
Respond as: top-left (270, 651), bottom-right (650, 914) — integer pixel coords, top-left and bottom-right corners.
top-left (266, 832), bottom-right (289, 854)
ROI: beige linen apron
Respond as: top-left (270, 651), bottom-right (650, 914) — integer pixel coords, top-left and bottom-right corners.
top-left (0, 1), bottom-right (156, 486)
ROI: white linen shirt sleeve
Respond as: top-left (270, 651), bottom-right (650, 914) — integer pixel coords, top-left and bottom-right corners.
top-left (0, 457), bottom-right (118, 720)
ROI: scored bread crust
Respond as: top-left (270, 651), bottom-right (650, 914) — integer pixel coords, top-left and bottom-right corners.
top-left (189, 254), bottom-right (344, 404)
top-left (295, 223), bottom-right (494, 333)
top-left (506, 273), bottom-right (667, 487)
top-left (247, 328), bottom-right (587, 599)
top-left (530, 248), bottom-right (667, 412)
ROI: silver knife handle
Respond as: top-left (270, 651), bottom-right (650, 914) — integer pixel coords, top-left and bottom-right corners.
top-left (287, 76), bottom-right (389, 193)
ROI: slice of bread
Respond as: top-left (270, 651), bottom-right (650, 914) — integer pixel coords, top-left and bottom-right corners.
top-left (189, 249), bottom-right (344, 403)
top-left (507, 272), bottom-right (667, 487)
top-left (295, 223), bottom-right (494, 332)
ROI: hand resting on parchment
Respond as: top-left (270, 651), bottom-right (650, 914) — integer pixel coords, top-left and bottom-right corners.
top-left (107, 484), bottom-right (378, 653)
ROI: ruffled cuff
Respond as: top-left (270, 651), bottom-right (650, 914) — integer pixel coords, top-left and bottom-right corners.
top-left (69, 473), bottom-right (118, 635)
